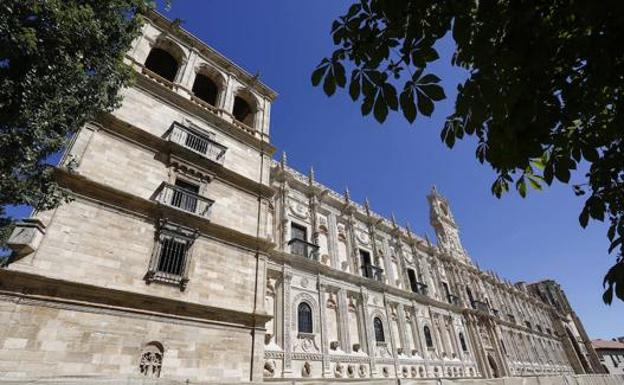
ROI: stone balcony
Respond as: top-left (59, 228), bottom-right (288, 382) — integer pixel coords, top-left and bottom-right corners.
top-left (363, 264), bottom-right (384, 282)
top-left (472, 300), bottom-right (489, 313)
top-left (447, 293), bottom-right (461, 306)
top-left (166, 122), bottom-right (227, 164)
top-left (153, 182), bottom-right (215, 218)
top-left (410, 281), bottom-right (428, 296)
top-left (288, 238), bottom-right (320, 261)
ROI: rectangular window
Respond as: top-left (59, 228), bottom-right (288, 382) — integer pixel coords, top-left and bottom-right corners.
top-left (360, 249), bottom-right (372, 277)
top-left (146, 220), bottom-right (197, 291)
top-left (289, 223), bottom-right (308, 257)
top-left (171, 179), bottom-right (200, 213)
top-left (291, 223), bottom-right (307, 241)
top-left (157, 237), bottom-right (188, 276)
top-left (407, 269), bottom-right (418, 293)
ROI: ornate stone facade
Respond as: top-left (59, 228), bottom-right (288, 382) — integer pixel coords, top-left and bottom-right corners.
top-left (0, 10), bottom-right (606, 383)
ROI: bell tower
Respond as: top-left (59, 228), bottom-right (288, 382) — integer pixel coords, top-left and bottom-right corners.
top-left (427, 186), bottom-right (472, 264)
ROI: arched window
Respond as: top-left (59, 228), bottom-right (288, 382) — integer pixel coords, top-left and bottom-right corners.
top-left (459, 332), bottom-right (468, 352)
top-left (297, 302), bottom-right (313, 333)
top-left (424, 326), bottom-right (434, 348)
top-left (233, 95), bottom-right (255, 127)
top-left (192, 73), bottom-right (220, 106)
top-left (139, 341), bottom-right (164, 378)
top-left (373, 317), bottom-right (385, 342)
top-left (144, 48), bottom-right (179, 82)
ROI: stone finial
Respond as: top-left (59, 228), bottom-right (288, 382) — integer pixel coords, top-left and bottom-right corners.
top-left (280, 151), bottom-right (287, 169)
top-left (344, 187), bottom-right (351, 203)
top-left (308, 166), bottom-right (315, 185)
top-left (391, 213), bottom-right (398, 228)
top-left (406, 222), bottom-right (414, 239)
top-left (364, 197), bottom-right (371, 215)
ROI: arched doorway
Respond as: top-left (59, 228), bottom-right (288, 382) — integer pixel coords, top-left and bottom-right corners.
top-left (487, 353), bottom-right (500, 378)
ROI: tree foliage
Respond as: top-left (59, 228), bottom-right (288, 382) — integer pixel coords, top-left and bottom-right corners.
top-left (313, 0), bottom-right (624, 303)
top-left (0, 0), bottom-right (149, 247)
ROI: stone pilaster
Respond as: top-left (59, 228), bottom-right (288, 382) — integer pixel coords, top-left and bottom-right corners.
top-left (337, 288), bottom-right (350, 353)
top-left (282, 267), bottom-right (293, 376)
top-left (318, 282), bottom-right (331, 377)
top-left (396, 304), bottom-right (408, 357)
top-left (327, 213), bottom-right (339, 269)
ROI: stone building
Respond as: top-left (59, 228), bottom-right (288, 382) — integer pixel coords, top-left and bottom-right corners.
top-left (592, 339), bottom-right (624, 374)
top-left (0, 10), bottom-right (605, 383)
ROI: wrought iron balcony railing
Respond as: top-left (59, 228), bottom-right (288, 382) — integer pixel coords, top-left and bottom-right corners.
top-left (362, 264), bottom-right (384, 282)
top-left (167, 122), bottom-right (227, 164)
top-left (471, 300), bottom-right (489, 313)
top-left (154, 183), bottom-right (214, 218)
top-left (288, 238), bottom-right (319, 260)
top-left (447, 294), bottom-right (461, 306)
top-left (410, 281), bottom-right (428, 295)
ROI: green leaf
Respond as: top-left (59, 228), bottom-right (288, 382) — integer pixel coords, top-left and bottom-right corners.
top-left (361, 95), bottom-right (374, 116)
top-left (333, 61), bottom-right (346, 87)
top-left (517, 178), bottom-right (527, 198)
top-left (554, 162), bottom-right (571, 183)
top-left (579, 206), bottom-right (590, 228)
top-left (323, 72), bottom-right (336, 96)
top-left (400, 87), bottom-right (416, 123)
top-left (420, 84), bottom-right (446, 101)
top-left (349, 70), bottom-right (361, 101)
top-left (311, 61), bottom-right (328, 86)
top-left (373, 94), bottom-right (388, 123)
top-left (383, 83), bottom-right (398, 110)
top-left (417, 90), bottom-right (434, 117)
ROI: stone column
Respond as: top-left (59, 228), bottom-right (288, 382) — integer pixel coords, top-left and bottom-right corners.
top-left (282, 268), bottom-right (293, 376)
top-left (361, 288), bottom-right (376, 375)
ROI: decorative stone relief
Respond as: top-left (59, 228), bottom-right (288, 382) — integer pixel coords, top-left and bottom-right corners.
top-left (264, 360), bottom-right (276, 377)
top-left (334, 362), bottom-right (345, 378)
top-left (289, 200), bottom-right (309, 219)
top-left (382, 366), bottom-right (390, 377)
top-left (347, 364), bottom-right (356, 378)
top-left (301, 361), bottom-right (311, 377)
top-left (356, 229), bottom-right (370, 245)
top-left (139, 343), bottom-right (163, 378)
top-left (293, 333), bottom-right (320, 354)
top-left (358, 364), bottom-right (367, 378)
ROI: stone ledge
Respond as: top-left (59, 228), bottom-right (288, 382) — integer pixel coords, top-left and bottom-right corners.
top-left (0, 269), bottom-right (271, 329)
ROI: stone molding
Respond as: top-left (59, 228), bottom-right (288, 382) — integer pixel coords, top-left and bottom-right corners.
top-left (0, 270), bottom-right (270, 329)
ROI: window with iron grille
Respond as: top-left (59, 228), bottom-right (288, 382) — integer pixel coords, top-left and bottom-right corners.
top-left (297, 302), bottom-right (313, 334)
top-left (145, 219), bottom-right (198, 291)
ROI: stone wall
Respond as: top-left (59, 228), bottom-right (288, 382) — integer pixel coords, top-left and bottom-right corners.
top-left (0, 294), bottom-right (262, 382)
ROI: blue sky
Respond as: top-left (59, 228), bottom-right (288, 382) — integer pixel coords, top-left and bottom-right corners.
top-left (6, 1), bottom-right (621, 338)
